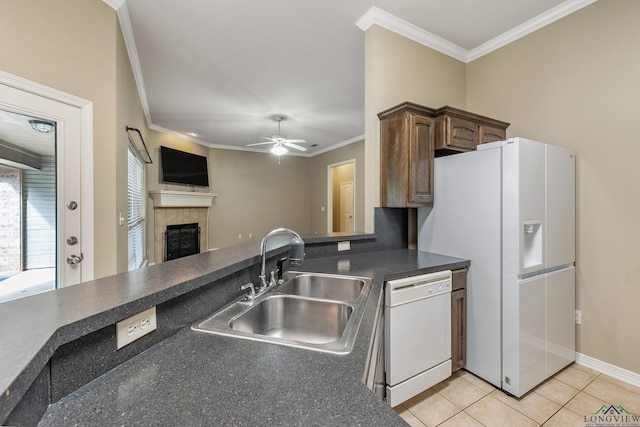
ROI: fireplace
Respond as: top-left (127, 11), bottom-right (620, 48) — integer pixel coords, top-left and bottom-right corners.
top-left (150, 190), bottom-right (217, 264)
top-left (165, 223), bottom-right (201, 261)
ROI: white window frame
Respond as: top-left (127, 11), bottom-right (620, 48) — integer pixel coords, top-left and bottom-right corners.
top-left (127, 141), bottom-right (146, 271)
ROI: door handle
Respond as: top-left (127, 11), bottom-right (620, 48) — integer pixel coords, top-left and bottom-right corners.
top-left (66, 253), bottom-right (84, 265)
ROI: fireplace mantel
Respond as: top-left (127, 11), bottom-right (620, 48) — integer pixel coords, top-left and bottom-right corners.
top-left (149, 190), bottom-right (218, 208)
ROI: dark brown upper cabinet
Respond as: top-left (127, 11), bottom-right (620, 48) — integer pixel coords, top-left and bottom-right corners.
top-left (379, 102), bottom-right (436, 207)
top-left (378, 102), bottom-right (509, 207)
top-left (434, 106), bottom-right (510, 156)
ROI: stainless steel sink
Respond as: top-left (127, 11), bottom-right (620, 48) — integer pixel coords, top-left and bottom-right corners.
top-left (278, 272), bottom-right (366, 301)
top-left (192, 272), bottom-right (372, 354)
top-left (230, 295), bottom-right (352, 344)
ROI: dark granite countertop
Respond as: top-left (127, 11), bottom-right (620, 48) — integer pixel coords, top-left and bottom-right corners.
top-left (37, 250), bottom-right (469, 426)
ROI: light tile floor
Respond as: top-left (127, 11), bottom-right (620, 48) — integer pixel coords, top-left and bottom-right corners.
top-left (394, 364), bottom-right (640, 426)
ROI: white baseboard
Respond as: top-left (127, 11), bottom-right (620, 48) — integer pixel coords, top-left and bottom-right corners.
top-left (576, 352), bottom-right (640, 389)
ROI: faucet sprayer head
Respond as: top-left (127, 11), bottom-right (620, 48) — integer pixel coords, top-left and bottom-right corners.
top-left (288, 237), bottom-right (305, 265)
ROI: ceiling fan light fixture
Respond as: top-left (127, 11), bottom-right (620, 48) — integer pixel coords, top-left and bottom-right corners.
top-left (270, 144), bottom-right (288, 156)
top-left (29, 119), bottom-right (55, 133)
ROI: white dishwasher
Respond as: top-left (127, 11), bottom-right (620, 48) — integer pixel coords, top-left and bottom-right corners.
top-left (385, 270), bottom-right (452, 407)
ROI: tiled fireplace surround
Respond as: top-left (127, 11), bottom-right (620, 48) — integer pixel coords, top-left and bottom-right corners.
top-left (149, 190), bottom-right (217, 264)
top-left (153, 208), bottom-right (208, 264)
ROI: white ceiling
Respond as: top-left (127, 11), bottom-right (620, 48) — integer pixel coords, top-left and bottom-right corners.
top-left (115, 0), bottom-right (595, 156)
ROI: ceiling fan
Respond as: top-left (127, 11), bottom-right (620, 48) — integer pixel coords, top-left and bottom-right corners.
top-left (246, 116), bottom-right (307, 155)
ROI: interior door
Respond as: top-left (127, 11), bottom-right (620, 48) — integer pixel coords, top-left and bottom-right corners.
top-left (340, 181), bottom-right (354, 232)
top-left (0, 81), bottom-right (83, 289)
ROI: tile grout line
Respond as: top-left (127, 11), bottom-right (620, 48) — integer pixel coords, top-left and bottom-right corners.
top-left (396, 365), bottom-right (640, 426)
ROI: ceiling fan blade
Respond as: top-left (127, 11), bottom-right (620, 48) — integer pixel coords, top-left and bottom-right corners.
top-left (284, 142), bottom-right (307, 151)
top-left (261, 136), bottom-right (276, 141)
top-left (283, 138), bottom-right (307, 143)
top-left (246, 141), bottom-right (275, 147)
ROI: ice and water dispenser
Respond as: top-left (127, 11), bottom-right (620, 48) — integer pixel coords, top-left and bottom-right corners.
top-left (523, 220), bottom-right (543, 269)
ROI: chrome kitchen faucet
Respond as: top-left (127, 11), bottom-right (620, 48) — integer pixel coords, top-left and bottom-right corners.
top-left (258, 228), bottom-right (305, 292)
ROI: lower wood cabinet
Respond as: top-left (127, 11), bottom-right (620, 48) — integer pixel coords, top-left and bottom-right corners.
top-left (451, 268), bottom-right (468, 372)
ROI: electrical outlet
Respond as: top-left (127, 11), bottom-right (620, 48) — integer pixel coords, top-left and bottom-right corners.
top-left (116, 306), bottom-right (157, 349)
top-left (238, 234), bottom-right (242, 240)
top-left (249, 233), bottom-right (253, 240)
top-left (575, 309), bottom-right (582, 325)
top-left (337, 241), bottom-right (350, 251)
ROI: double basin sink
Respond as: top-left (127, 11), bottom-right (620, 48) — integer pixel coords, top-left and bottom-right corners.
top-left (192, 272), bottom-right (372, 355)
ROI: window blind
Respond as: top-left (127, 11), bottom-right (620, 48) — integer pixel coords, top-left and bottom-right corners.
top-left (128, 144), bottom-right (145, 271)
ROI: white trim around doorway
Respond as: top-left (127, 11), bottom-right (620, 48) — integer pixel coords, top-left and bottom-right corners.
top-left (0, 70), bottom-right (94, 281)
top-left (327, 158), bottom-right (356, 233)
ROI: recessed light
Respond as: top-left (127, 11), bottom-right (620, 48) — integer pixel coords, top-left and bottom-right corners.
top-left (186, 132), bottom-right (199, 138)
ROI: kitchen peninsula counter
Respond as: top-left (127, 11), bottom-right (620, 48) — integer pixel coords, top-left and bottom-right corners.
top-left (0, 232), bottom-right (468, 425)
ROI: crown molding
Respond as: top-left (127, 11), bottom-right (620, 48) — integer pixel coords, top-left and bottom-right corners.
top-left (467, 0), bottom-right (599, 61)
top-left (310, 134), bottom-right (364, 157)
top-left (102, 0), bottom-right (125, 10)
top-left (116, 2), bottom-right (153, 126)
top-left (357, 1), bottom-right (598, 63)
top-left (355, 7), bottom-right (467, 62)
top-left (148, 124), bottom-right (312, 157)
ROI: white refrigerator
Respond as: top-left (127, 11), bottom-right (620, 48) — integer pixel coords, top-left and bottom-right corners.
top-left (418, 137), bottom-right (575, 397)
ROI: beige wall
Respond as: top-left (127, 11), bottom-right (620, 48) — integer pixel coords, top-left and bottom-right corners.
top-left (143, 140), bottom-right (365, 256)
top-left (116, 19), bottom-right (150, 272)
top-left (309, 140), bottom-right (365, 234)
top-left (0, 0), bottom-right (119, 278)
top-left (206, 149), bottom-right (311, 248)
top-left (364, 26), bottom-right (467, 231)
top-left (467, 0), bottom-right (640, 373)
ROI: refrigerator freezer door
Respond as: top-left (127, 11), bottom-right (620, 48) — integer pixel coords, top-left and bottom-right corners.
top-left (418, 147), bottom-right (502, 387)
top-left (503, 273), bottom-right (546, 397)
top-left (546, 145), bottom-right (576, 267)
top-left (547, 266), bottom-right (576, 375)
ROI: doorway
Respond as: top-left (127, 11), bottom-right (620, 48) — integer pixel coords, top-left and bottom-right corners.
top-left (328, 160), bottom-right (355, 233)
top-left (0, 71), bottom-right (93, 303)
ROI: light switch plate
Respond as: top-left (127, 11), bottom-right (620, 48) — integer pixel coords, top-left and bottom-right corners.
top-left (116, 306), bottom-right (157, 349)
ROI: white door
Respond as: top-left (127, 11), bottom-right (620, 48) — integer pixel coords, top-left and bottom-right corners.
top-left (340, 181), bottom-right (354, 233)
top-left (0, 79), bottom-right (88, 288)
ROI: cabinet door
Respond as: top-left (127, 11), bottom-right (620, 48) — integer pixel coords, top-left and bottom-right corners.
top-left (408, 115), bottom-right (434, 206)
top-left (451, 288), bottom-right (466, 371)
top-left (449, 116), bottom-right (478, 151)
top-left (380, 113), bottom-right (410, 207)
top-left (479, 124), bottom-right (506, 145)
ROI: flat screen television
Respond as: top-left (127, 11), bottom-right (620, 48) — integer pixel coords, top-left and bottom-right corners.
top-left (160, 146), bottom-right (209, 187)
